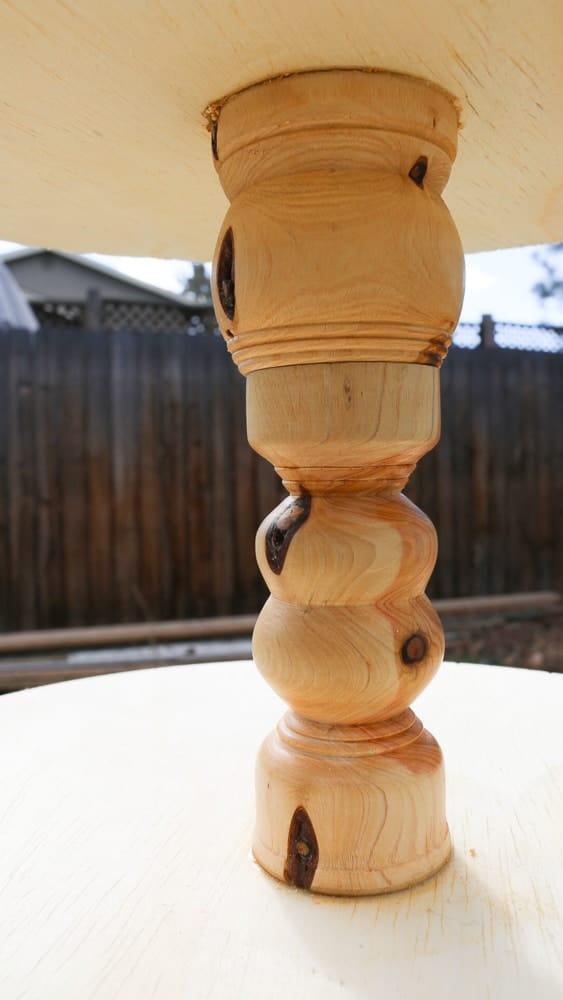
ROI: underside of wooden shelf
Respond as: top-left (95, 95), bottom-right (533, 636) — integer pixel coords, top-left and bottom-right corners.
top-left (0, 2), bottom-right (562, 256)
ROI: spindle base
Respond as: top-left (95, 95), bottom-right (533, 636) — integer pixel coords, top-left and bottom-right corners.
top-left (253, 710), bottom-right (451, 895)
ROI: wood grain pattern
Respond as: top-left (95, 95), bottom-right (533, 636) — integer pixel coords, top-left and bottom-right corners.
top-left (253, 596), bottom-right (444, 725)
top-left (213, 73), bottom-right (463, 373)
top-left (0, 6), bottom-right (562, 255)
top-left (0, 661), bottom-right (561, 998)
top-left (257, 492), bottom-right (438, 605)
top-left (248, 362), bottom-right (440, 493)
top-left (212, 72), bottom-right (464, 893)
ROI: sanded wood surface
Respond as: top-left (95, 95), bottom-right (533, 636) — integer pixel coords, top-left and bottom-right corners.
top-left (212, 73), bottom-right (463, 373)
top-left (0, 2), bottom-right (562, 256)
top-left (247, 368), bottom-right (451, 894)
top-left (0, 660), bottom-right (561, 998)
top-left (212, 73), bottom-right (463, 894)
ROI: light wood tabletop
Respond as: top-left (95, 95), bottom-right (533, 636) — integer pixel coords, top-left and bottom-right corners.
top-left (0, 3), bottom-right (562, 257)
top-left (0, 660), bottom-right (561, 999)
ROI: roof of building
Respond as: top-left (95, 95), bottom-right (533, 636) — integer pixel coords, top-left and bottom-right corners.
top-left (0, 247), bottom-right (212, 308)
top-left (0, 260), bottom-right (40, 332)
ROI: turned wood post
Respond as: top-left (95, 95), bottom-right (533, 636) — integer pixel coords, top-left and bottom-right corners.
top-left (209, 70), bottom-right (464, 895)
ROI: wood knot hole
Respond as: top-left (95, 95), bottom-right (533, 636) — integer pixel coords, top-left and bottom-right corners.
top-left (408, 156), bottom-right (428, 188)
top-left (217, 227), bottom-right (235, 320)
top-left (401, 633), bottom-right (428, 665)
top-left (210, 119), bottom-right (219, 160)
top-left (284, 806), bottom-right (319, 890)
top-left (265, 494), bottom-right (311, 574)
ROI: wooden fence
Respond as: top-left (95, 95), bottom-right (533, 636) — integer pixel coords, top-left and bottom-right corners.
top-left (1, 326), bottom-right (561, 631)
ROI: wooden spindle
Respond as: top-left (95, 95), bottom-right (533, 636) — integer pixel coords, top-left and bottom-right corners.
top-left (210, 70), bottom-right (464, 895)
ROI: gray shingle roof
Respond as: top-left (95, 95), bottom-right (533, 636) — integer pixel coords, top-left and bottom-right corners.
top-left (0, 261), bottom-right (39, 332)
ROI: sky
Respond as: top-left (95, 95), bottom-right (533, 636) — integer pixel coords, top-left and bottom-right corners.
top-left (1, 240), bottom-right (562, 327)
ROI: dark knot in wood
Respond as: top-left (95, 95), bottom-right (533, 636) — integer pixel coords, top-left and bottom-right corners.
top-left (265, 493), bottom-right (311, 575)
top-left (284, 806), bottom-right (319, 890)
top-left (408, 156), bottom-right (428, 188)
top-left (217, 227), bottom-right (235, 320)
top-left (401, 633), bottom-right (428, 665)
top-left (210, 118), bottom-right (219, 161)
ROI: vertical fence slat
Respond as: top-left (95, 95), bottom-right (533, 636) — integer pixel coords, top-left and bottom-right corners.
top-left (8, 330), bottom-right (37, 628)
top-left (551, 357), bottom-right (563, 593)
top-left (471, 352), bottom-right (490, 595)
top-left (521, 353), bottom-right (538, 591)
top-left (136, 332), bottom-right (163, 621)
top-left (34, 329), bottom-right (61, 625)
top-left (232, 365), bottom-right (260, 613)
top-left (555, 358), bottom-right (563, 593)
top-left (160, 331), bottom-right (186, 619)
top-left (85, 328), bottom-right (113, 624)
top-left (505, 353), bottom-right (524, 594)
top-left (535, 355), bottom-right (552, 589)
top-left (489, 353), bottom-right (506, 594)
top-left (185, 333), bottom-right (213, 616)
top-left (210, 341), bottom-right (236, 616)
top-left (0, 332), bottom-right (10, 630)
top-left (435, 382), bottom-right (454, 598)
top-left (59, 328), bottom-right (89, 626)
top-left (111, 329), bottom-right (139, 621)
top-left (451, 352), bottom-right (472, 597)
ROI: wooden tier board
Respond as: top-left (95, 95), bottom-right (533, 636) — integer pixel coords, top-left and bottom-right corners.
top-left (0, 662), bottom-right (561, 999)
top-left (0, 1), bottom-right (561, 257)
